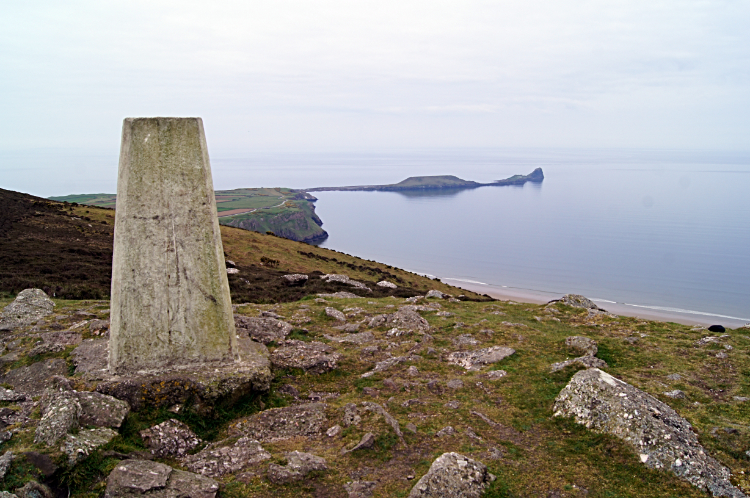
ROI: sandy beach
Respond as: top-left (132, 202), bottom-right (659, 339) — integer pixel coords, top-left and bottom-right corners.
top-left (442, 279), bottom-right (750, 329)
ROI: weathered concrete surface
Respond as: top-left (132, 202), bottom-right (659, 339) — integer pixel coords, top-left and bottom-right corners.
top-left (110, 117), bottom-right (237, 374)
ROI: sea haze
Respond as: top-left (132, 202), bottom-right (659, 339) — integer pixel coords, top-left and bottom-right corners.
top-left (212, 148), bottom-right (750, 326)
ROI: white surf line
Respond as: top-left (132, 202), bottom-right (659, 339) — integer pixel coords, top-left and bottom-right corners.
top-left (620, 303), bottom-right (750, 322)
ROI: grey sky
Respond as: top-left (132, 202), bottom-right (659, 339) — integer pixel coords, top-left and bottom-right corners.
top-left (1, 1), bottom-right (749, 195)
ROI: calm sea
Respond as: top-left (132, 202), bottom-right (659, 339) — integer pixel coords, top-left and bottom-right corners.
top-left (212, 148), bottom-right (750, 326)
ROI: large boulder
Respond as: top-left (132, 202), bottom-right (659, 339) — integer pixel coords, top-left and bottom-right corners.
top-left (35, 391), bottom-right (81, 446)
top-left (446, 347), bottom-right (515, 371)
top-left (182, 437), bottom-right (270, 477)
top-left (0, 359), bottom-right (68, 397)
top-left (320, 274), bottom-right (371, 292)
top-left (270, 341), bottom-right (341, 374)
top-left (267, 451), bottom-right (327, 484)
top-left (62, 427), bottom-right (118, 464)
top-left (229, 403), bottom-right (327, 442)
top-left (234, 315), bottom-right (292, 344)
top-left (386, 307), bottom-right (430, 333)
top-left (140, 419), bottom-right (202, 458)
top-left (554, 368), bottom-right (746, 498)
top-left (553, 294), bottom-right (601, 310)
top-left (0, 289), bottom-right (55, 331)
top-left (104, 459), bottom-right (219, 498)
top-left (409, 452), bottom-right (495, 497)
top-left (77, 391), bottom-right (130, 428)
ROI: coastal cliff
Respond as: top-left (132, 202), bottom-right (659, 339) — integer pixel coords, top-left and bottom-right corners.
top-left (220, 199), bottom-right (328, 244)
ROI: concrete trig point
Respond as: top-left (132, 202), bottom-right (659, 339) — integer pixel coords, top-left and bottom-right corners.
top-left (110, 117), bottom-right (238, 374)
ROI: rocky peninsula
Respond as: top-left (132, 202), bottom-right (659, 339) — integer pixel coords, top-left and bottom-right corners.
top-left (301, 168), bottom-right (544, 193)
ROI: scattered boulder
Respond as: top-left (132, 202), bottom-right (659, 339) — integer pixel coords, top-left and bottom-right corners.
top-left (551, 356), bottom-right (608, 372)
top-left (89, 319), bottom-right (110, 334)
top-left (317, 292), bottom-right (362, 299)
top-left (267, 451), bottom-right (327, 484)
top-left (0, 451), bottom-right (12, 480)
top-left (376, 281), bottom-right (397, 289)
top-left (325, 307), bottom-right (347, 321)
top-left (345, 480), bottom-right (376, 498)
top-left (409, 452), bottom-right (495, 498)
top-left (63, 427), bottom-right (118, 464)
top-left (140, 419), bottom-right (202, 458)
top-left (447, 379), bottom-right (464, 389)
top-left (554, 368), bottom-right (746, 498)
top-left (425, 290), bottom-right (445, 299)
top-left (343, 403), bottom-right (361, 427)
top-left (321, 274), bottom-right (371, 292)
top-left (484, 370), bottom-right (507, 380)
top-left (104, 459), bottom-right (219, 498)
top-left (323, 331), bottom-right (375, 345)
top-left (565, 336), bottom-right (598, 356)
top-left (436, 426), bottom-right (455, 437)
top-left (453, 334), bottom-right (479, 347)
top-left (334, 323), bottom-right (361, 333)
top-left (663, 390), bottom-right (687, 399)
top-left (282, 274), bottom-right (309, 286)
top-left (343, 433), bottom-right (376, 453)
top-left (361, 402), bottom-right (405, 445)
top-left (270, 340), bottom-right (341, 374)
top-left (183, 437), bottom-right (271, 477)
top-left (35, 391), bottom-right (81, 446)
top-left (77, 391), bottom-right (130, 428)
top-left (234, 315), bottom-right (292, 344)
top-left (0, 289), bottom-right (55, 331)
top-left (361, 356), bottom-right (409, 378)
top-left (552, 294), bottom-right (601, 310)
top-left (0, 359), bottom-right (68, 397)
top-left (446, 346), bottom-right (515, 371)
top-left (13, 481), bottom-right (53, 498)
top-left (386, 308), bottom-right (430, 333)
top-left (229, 403), bottom-right (327, 442)
top-left (70, 339), bottom-right (109, 376)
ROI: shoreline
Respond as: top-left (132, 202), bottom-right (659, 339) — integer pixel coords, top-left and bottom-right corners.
top-left (442, 278), bottom-right (749, 329)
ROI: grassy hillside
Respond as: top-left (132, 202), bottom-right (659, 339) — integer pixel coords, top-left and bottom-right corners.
top-left (1, 187), bottom-right (486, 302)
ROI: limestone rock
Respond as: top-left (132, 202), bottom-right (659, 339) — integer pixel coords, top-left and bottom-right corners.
top-left (436, 426), bottom-right (456, 437)
top-left (0, 387), bottom-right (25, 402)
top-left (71, 339), bottom-right (109, 377)
top-left (453, 334), bottom-right (479, 347)
top-left (267, 451), bottom-right (327, 484)
top-left (323, 331), bottom-right (375, 345)
top-left (325, 307), bottom-right (347, 321)
top-left (343, 403), bottom-right (362, 427)
top-left (343, 432), bottom-right (375, 453)
top-left (554, 368), bottom-right (746, 498)
top-left (551, 356), bottom-right (608, 372)
top-left (361, 356), bottom-right (409, 378)
top-left (229, 403), bottom-right (327, 442)
top-left (35, 391), bottom-right (80, 446)
top-left (270, 340), bottom-right (341, 374)
top-left (140, 419), bottom-right (201, 458)
top-left (317, 292), bottom-right (361, 299)
top-left (425, 290), bottom-right (445, 299)
top-left (78, 391), bottom-right (130, 428)
top-left (565, 336), bottom-right (598, 356)
top-left (345, 480), bottom-right (376, 498)
top-left (104, 459), bottom-right (219, 498)
top-left (0, 359), bottom-right (68, 397)
top-left (553, 294), bottom-right (601, 310)
top-left (0, 289), bottom-right (55, 331)
top-left (376, 281), bottom-right (397, 289)
top-left (234, 315), bottom-right (292, 344)
top-left (361, 402), bottom-right (405, 444)
top-left (321, 274), bottom-right (371, 292)
top-left (446, 346), bottom-right (515, 371)
top-left (386, 308), bottom-right (430, 333)
top-left (282, 274), bottom-right (308, 286)
top-left (0, 451), bottom-right (13, 480)
top-left (183, 437), bottom-right (270, 477)
top-left (409, 452), bottom-right (494, 498)
top-left (63, 427), bottom-right (118, 464)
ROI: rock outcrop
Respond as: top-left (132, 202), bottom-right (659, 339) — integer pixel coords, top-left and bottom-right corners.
top-left (446, 346), bottom-right (515, 371)
top-left (408, 452), bottom-right (495, 497)
top-left (0, 289), bottom-right (55, 331)
top-left (234, 315), bottom-right (293, 344)
top-left (140, 419), bottom-right (202, 458)
top-left (554, 368), bottom-right (746, 498)
top-left (183, 437), bottom-right (271, 477)
top-left (104, 459), bottom-right (219, 498)
top-left (229, 403), bottom-right (328, 442)
top-left (270, 340), bottom-right (341, 374)
top-left (267, 451), bottom-right (327, 484)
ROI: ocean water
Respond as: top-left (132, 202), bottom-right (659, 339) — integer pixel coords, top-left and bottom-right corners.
top-left (211, 148), bottom-right (750, 326)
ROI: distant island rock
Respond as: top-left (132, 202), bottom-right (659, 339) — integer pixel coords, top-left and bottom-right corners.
top-left (301, 168), bottom-right (543, 193)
